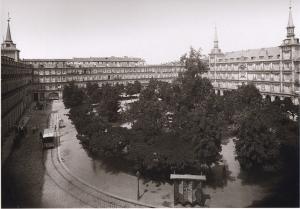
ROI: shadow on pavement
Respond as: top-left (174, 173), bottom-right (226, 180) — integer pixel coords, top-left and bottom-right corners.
top-left (1, 104), bottom-right (52, 208)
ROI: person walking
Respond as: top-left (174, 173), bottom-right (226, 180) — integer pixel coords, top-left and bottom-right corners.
top-left (40, 132), bottom-right (43, 140)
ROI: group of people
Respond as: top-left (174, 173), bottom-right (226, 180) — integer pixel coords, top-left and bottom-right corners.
top-left (13, 123), bottom-right (28, 148)
top-left (15, 125), bottom-right (27, 138)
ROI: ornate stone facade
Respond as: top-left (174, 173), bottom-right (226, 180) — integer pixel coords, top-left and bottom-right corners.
top-left (204, 6), bottom-right (300, 104)
top-left (2, 6), bottom-right (299, 104)
top-left (23, 58), bottom-right (185, 101)
top-left (1, 18), bottom-right (33, 138)
top-left (1, 57), bottom-right (33, 137)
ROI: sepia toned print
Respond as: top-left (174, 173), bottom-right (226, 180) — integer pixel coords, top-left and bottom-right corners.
top-left (1, 0), bottom-right (299, 208)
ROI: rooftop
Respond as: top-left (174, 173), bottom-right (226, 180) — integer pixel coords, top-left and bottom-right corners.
top-left (23, 56), bottom-right (145, 62)
top-left (43, 128), bottom-right (55, 138)
top-left (223, 47), bottom-right (281, 59)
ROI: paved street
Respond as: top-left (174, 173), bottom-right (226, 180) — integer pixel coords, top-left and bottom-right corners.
top-left (2, 102), bottom-right (89, 207)
top-left (2, 101), bottom-right (153, 208)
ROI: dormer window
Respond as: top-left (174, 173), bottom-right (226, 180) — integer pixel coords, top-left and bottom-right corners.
top-left (259, 56), bottom-right (264, 59)
top-left (268, 56), bottom-right (273, 59)
top-left (251, 57), bottom-right (255, 60)
top-left (6, 44), bottom-right (10, 47)
top-left (277, 55), bottom-right (280, 59)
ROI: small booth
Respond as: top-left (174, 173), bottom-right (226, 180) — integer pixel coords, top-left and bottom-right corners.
top-left (170, 174), bottom-right (206, 206)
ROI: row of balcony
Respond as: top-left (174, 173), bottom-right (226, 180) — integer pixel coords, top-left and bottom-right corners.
top-left (35, 73), bottom-right (179, 83)
top-left (1, 56), bottom-right (32, 69)
top-left (204, 74), bottom-right (295, 83)
top-left (2, 79), bottom-right (31, 96)
top-left (213, 81), bottom-right (294, 95)
top-left (2, 95), bottom-right (32, 137)
top-left (1, 88), bottom-right (30, 117)
top-left (28, 61), bottom-right (145, 69)
top-left (33, 67), bottom-right (184, 76)
top-left (34, 77), bottom-right (174, 91)
top-left (210, 65), bottom-right (298, 71)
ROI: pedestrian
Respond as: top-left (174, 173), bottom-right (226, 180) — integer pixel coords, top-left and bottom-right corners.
top-left (223, 165), bottom-right (226, 177)
top-left (24, 126), bottom-right (27, 135)
top-left (195, 184), bottom-right (203, 206)
top-left (40, 132), bottom-right (43, 139)
top-left (20, 127), bottom-right (24, 137)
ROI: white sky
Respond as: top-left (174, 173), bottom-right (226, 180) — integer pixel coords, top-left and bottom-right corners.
top-left (1, 0), bottom-right (299, 64)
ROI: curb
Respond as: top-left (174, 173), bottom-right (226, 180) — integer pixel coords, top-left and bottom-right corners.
top-left (56, 140), bottom-right (156, 208)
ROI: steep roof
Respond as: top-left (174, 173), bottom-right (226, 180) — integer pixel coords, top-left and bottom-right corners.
top-left (288, 6), bottom-right (294, 28)
top-left (223, 47), bottom-right (281, 59)
top-left (5, 21), bottom-right (12, 42)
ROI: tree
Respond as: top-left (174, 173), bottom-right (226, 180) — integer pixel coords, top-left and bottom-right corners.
top-left (125, 80), bottom-right (142, 95)
top-left (222, 84), bottom-right (263, 128)
top-left (171, 99), bottom-right (223, 167)
top-left (85, 82), bottom-right (99, 103)
top-left (133, 80), bottom-right (142, 94)
top-left (129, 96), bottom-right (169, 137)
top-left (63, 81), bottom-right (86, 108)
top-left (114, 83), bottom-right (125, 95)
top-left (86, 82), bottom-right (99, 97)
top-left (89, 127), bottom-right (129, 157)
top-left (96, 84), bottom-right (121, 122)
top-left (170, 49), bottom-right (224, 167)
top-left (180, 47), bottom-right (209, 78)
top-left (235, 106), bottom-right (281, 171)
top-left (273, 97), bottom-right (299, 120)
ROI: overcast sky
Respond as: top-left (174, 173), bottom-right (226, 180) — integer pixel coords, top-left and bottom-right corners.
top-left (1, 0), bottom-right (299, 64)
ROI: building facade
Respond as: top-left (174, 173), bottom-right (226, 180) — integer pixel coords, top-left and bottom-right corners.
top-left (23, 58), bottom-right (185, 101)
top-left (205, 6), bottom-right (300, 104)
top-left (1, 18), bottom-right (33, 137)
top-left (2, 6), bottom-right (299, 104)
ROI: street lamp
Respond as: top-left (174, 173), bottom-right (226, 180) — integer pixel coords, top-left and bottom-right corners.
top-left (153, 152), bottom-right (159, 162)
top-left (171, 166), bottom-right (176, 174)
top-left (136, 170), bottom-right (141, 200)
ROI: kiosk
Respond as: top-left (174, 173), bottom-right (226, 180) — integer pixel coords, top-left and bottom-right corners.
top-left (170, 174), bottom-right (206, 206)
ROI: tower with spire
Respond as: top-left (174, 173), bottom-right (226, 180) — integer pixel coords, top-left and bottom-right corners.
top-left (287, 4), bottom-right (295, 38)
top-left (1, 14), bottom-right (20, 61)
top-left (208, 26), bottom-right (223, 86)
top-left (281, 2), bottom-right (299, 47)
top-left (280, 1), bottom-right (299, 98)
top-left (209, 26), bottom-right (223, 56)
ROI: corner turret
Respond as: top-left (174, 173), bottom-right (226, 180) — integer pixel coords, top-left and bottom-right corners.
top-left (1, 14), bottom-right (20, 61)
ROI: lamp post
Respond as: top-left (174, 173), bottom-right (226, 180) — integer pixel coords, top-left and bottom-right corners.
top-left (136, 170), bottom-right (140, 200)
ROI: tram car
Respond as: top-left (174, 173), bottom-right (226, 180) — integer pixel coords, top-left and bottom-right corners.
top-left (59, 119), bottom-right (65, 128)
top-left (42, 128), bottom-right (56, 149)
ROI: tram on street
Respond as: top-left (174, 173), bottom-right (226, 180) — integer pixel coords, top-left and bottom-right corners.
top-left (42, 128), bottom-right (56, 149)
top-left (59, 119), bottom-right (65, 128)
